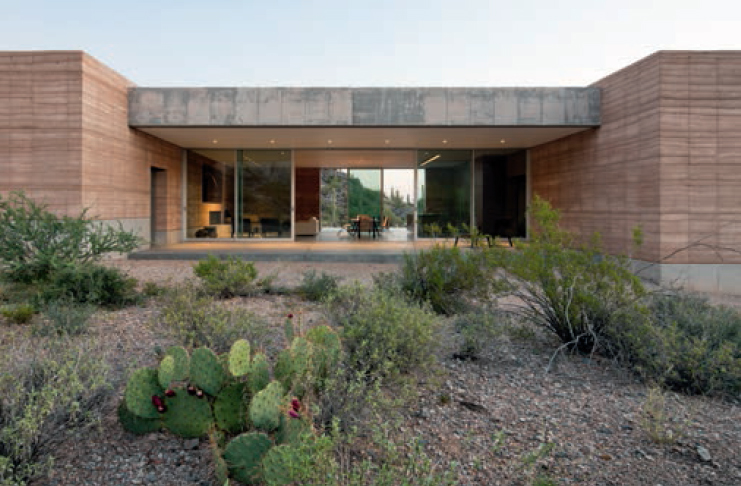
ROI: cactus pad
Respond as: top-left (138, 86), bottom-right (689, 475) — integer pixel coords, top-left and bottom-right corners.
top-left (283, 317), bottom-right (294, 343)
top-left (276, 414), bottom-right (311, 445)
top-left (223, 432), bottom-right (272, 485)
top-left (190, 347), bottom-right (228, 396)
top-left (214, 383), bottom-right (248, 434)
top-left (249, 381), bottom-right (284, 432)
top-left (261, 445), bottom-right (294, 485)
top-left (273, 349), bottom-right (295, 391)
top-left (158, 355), bottom-right (175, 389)
top-left (164, 345), bottom-right (190, 382)
top-left (117, 397), bottom-right (161, 435)
top-left (228, 339), bottom-right (251, 377)
top-left (125, 368), bottom-right (164, 419)
top-left (163, 389), bottom-right (215, 438)
top-left (247, 352), bottom-right (270, 394)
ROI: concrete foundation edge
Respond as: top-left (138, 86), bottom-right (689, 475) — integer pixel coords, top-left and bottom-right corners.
top-left (632, 260), bottom-right (741, 296)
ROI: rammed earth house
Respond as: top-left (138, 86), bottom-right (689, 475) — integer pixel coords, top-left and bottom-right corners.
top-left (1, 50), bottom-right (740, 294)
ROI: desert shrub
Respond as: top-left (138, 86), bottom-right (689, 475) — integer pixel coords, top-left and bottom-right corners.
top-left (393, 245), bottom-right (496, 315)
top-left (297, 269), bottom-right (341, 301)
top-left (34, 300), bottom-right (95, 336)
top-left (156, 283), bottom-right (271, 352)
top-left (617, 293), bottom-right (741, 395)
top-left (328, 420), bottom-right (459, 486)
top-left (324, 284), bottom-right (441, 380)
top-left (0, 336), bottom-right (113, 485)
top-left (485, 195), bottom-right (646, 354)
top-left (0, 191), bottom-right (140, 284)
top-left (452, 309), bottom-right (509, 360)
top-left (36, 263), bottom-right (139, 308)
top-left (193, 255), bottom-right (260, 298)
top-left (141, 281), bottom-right (167, 298)
top-left (0, 303), bottom-right (35, 325)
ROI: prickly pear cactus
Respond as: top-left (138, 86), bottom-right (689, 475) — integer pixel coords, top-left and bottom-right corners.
top-left (273, 349), bottom-right (295, 391)
top-left (247, 352), bottom-right (270, 395)
top-left (158, 355), bottom-right (176, 389)
top-left (283, 316), bottom-right (294, 343)
top-left (165, 345), bottom-right (190, 382)
top-left (125, 368), bottom-right (164, 419)
top-left (228, 339), bottom-right (251, 377)
top-left (261, 445), bottom-right (294, 485)
top-left (289, 337), bottom-right (314, 397)
top-left (214, 383), bottom-right (248, 434)
top-left (223, 432), bottom-right (272, 485)
top-left (276, 414), bottom-right (311, 446)
top-left (117, 397), bottom-right (161, 435)
top-left (190, 347), bottom-right (228, 396)
top-left (249, 381), bottom-right (284, 432)
top-left (163, 387), bottom-right (215, 438)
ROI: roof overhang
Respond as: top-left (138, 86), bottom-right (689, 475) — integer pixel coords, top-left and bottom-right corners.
top-left (129, 87), bottom-right (600, 150)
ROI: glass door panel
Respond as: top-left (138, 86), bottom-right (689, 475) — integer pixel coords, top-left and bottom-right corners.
top-left (237, 150), bottom-right (292, 238)
top-left (383, 169), bottom-right (415, 230)
top-left (347, 169), bottom-right (381, 219)
top-left (417, 150), bottom-right (471, 237)
top-left (320, 168), bottom-right (348, 229)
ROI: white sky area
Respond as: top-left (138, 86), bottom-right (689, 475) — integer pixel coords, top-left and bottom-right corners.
top-left (2, 0), bottom-right (739, 87)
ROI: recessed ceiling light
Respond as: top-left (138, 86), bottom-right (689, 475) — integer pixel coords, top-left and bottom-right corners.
top-left (500, 139), bottom-right (506, 144)
top-left (384, 139), bottom-right (390, 145)
top-left (269, 139), bottom-right (275, 144)
top-left (212, 139), bottom-right (218, 144)
top-left (442, 139), bottom-right (448, 144)
top-left (327, 139), bottom-right (333, 145)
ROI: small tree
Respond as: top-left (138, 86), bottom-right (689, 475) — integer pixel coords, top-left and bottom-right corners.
top-left (0, 191), bottom-right (141, 283)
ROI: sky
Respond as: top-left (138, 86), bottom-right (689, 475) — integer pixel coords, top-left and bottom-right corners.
top-left (2, 0), bottom-right (739, 87)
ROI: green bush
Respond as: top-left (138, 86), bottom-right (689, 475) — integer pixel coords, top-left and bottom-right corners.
top-left (298, 269), bottom-right (340, 301)
top-left (193, 255), bottom-right (260, 298)
top-left (0, 191), bottom-right (140, 284)
top-left (617, 293), bottom-right (741, 396)
top-left (391, 245), bottom-right (496, 315)
top-left (34, 300), bottom-right (95, 336)
top-left (0, 304), bottom-right (35, 325)
top-left (0, 336), bottom-right (113, 485)
top-left (156, 283), bottom-right (271, 352)
top-left (141, 281), bottom-right (167, 298)
top-left (36, 263), bottom-right (139, 308)
top-left (324, 284), bottom-right (441, 380)
top-left (485, 195), bottom-right (646, 354)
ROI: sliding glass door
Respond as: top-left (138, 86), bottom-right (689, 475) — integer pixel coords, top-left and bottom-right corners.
top-left (347, 169), bottom-right (382, 219)
top-left (417, 150), bottom-right (472, 237)
top-left (237, 150), bottom-right (292, 238)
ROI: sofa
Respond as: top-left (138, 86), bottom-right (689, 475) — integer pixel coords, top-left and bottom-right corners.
top-left (294, 217), bottom-right (319, 236)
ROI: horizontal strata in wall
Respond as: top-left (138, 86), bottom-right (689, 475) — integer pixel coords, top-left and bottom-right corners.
top-left (128, 87), bottom-right (601, 127)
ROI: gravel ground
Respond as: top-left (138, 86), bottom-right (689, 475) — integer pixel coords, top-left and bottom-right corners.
top-left (25, 260), bottom-right (741, 486)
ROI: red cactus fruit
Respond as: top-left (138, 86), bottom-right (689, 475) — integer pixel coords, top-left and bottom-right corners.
top-left (291, 398), bottom-right (301, 411)
top-left (288, 409), bottom-right (300, 419)
top-left (195, 388), bottom-right (204, 399)
top-left (187, 385), bottom-right (197, 395)
top-left (287, 313), bottom-right (294, 319)
top-left (151, 395), bottom-right (164, 408)
top-left (164, 389), bottom-right (176, 397)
